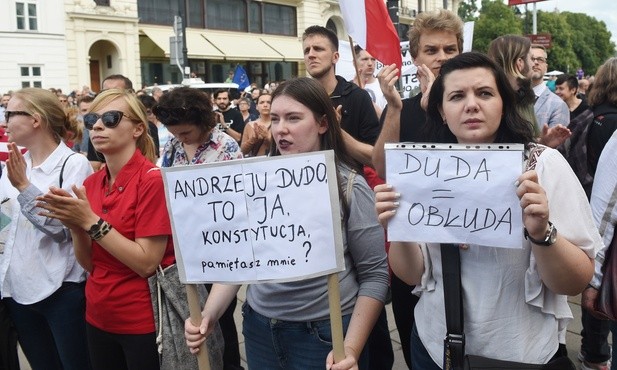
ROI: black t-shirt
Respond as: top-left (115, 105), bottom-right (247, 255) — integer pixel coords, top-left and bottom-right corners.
top-left (221, 108), bottom-right (245, 135)
top-left (379, 93), bottom-right (430, 142)
top-left (330, 76), bottom-right (380, 145)
top-left (570, 99), bottom-right (589, 121)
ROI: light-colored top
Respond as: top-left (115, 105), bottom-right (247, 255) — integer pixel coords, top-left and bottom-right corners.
top-left (363, 79), bottom-right (387, 110)
top-left (534, 83), bottom-right (570, 129)
top-left (0, 142), bottom-right (93, 304)
top-left (414, 147), bottom-right (602, 366)
top-left (247, 164), bottom-right (389, 321)
top-left (590, 130), bottom-right (617, 288)
top-left (160, 126), bottom-right (242, 167)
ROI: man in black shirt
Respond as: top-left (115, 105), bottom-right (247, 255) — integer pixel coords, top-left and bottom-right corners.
top-left (371, 10), bottom-right (464, 369)
top-left (214, 89), bottom-right (245, 143)
top-left (373, 9), bottom-right (464, 179)
top-left (302, 26), bottom-right (379, 166)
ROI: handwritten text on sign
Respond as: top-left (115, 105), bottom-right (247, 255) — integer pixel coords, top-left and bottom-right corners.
top-left (385, 144), bottom-right (525, 248)
top-left (161, 151), bottom-right (344, 284)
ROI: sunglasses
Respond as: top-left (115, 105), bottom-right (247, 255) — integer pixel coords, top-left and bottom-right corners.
top-left (83, 110), bottom-right (133, 130)
top-left (152, 106), bottom-right (190, 121)
top-left (4, 111), bottom-right (32, 122)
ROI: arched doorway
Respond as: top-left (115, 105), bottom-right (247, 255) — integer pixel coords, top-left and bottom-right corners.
top-left (88, 40), bottom-right (121, 92)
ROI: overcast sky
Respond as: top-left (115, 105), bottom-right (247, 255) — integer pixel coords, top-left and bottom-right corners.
top-left (519, 0), bottom-right (617, 44)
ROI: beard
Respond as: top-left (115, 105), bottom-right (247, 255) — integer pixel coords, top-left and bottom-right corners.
top-left (308, 63), bottom-right (333, 80)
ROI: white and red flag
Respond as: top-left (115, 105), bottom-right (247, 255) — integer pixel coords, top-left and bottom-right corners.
top-left (339, 0), bottom-right (402, 73)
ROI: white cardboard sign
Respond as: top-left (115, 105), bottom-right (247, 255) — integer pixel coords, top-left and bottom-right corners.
top-left (385, 143), bottom-right (525, 248)
top-left (161, 151), bottom-right (345, 284)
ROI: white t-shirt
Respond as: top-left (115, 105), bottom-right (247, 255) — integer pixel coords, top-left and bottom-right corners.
top-left (363, 79), bottom-right (387, 110)
top-left (414, 147), bottom-right (602, 366)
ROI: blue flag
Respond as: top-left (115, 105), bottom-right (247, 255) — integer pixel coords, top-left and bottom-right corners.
top-left (232, 65), bottom-right (250, 90)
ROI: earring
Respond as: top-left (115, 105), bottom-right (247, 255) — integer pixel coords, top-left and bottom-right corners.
top-left (442, 119), bottom-right (448, 125)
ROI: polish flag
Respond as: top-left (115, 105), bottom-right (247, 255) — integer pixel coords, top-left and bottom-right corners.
top-left (339, 0), bottom-right (402, 73)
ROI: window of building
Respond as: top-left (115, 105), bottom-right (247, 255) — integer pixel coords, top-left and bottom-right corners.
top-left (263, 3), bottom-right (295, 36)
top-left (138, 0), bottom-right (179, 25)
top-left (20, 66), bottom-right (42, 88)
top-left (206, 0), bottom-right (247, 31)
top-left (187, 0), bottom-right (204, 28)
top-left (16, 1), bottom-right (37, 31)
top-left (94, 0), bottom-right (110, 6)
top-left (137, 0), bottom-right (296, 36)
top-left (249, 2), bottom-right (262, 33)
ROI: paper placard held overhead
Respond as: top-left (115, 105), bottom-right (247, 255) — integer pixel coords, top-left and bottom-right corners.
top-left (385, 143), bottom-right (525, 249)
top-left (161, 151), bottom-right (345, 284)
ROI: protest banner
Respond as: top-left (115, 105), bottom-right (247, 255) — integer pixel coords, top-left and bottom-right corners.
top-left (385, 143), bottom-right (525, 248)
top-left (161, 150), bottom-right (345, 284)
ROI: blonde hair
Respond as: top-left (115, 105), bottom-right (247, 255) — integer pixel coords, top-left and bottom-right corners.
top-left (408, 9), bottom-right (464, 59)
top-left (12, 88), bottom-right (82, 143)
top-left (89, 89), bottom-right (157, 163)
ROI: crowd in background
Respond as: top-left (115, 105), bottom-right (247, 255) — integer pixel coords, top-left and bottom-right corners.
top-left (0, 7), bottom-right (616, 370)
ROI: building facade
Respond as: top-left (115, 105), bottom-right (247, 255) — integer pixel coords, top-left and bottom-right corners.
top-left (0, 0), bottom-right (459, 93)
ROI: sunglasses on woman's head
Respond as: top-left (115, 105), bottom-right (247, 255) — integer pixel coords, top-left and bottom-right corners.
top-left (83, 110), bottom-right (131, 130)
top-left (152, 106), bottom-right (190, 121)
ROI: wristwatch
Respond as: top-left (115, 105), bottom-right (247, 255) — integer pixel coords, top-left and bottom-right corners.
top-left (87, 218), bottom-right (104, 238)
top-left (524, 221), bottom-right (557, 246)
top-left (86, 218), bottom-right (113, 240)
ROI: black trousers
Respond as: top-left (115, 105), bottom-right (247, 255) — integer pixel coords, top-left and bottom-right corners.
top-left (0, 299), bottom-right (19, 370)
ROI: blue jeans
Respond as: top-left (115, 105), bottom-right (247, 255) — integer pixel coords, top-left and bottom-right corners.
top-left (242, 303), bottom-right (368, 370)
top-left (581, 308), bottom-right (612, 363)
top-left (411, 324), bottom-right (441, 370)
top-left (4, 281), bottom-right (91, 370)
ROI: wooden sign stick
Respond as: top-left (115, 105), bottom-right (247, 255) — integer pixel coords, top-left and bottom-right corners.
top-left (327, 273), bottom-right (346, 363)
top-left (186, 284), bottom-right (211, 370)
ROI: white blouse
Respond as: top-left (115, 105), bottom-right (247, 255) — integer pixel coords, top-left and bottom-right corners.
top-left (0, 143), bottom-right (93, 304)
top-left (414, 147), bottom-right (602, 366)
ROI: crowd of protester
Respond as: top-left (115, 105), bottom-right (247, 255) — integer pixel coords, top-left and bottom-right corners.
top-left (0, 8), bottom-right (617, 370)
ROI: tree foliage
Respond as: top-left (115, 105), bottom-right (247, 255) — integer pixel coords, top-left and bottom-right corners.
top-left (456, 0), bottom-right (616, 75)
top-left (457, 0), bottom-right (478, 22)
top-left (472, 0), bottom-right (522, 52)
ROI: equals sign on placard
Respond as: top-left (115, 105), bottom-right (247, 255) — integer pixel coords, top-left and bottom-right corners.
top-left (431, 189), bottom-right (454, 199)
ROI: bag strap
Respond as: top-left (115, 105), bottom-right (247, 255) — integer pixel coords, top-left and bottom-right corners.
top-left (441, 244), bottom-right (465, 370)
top-left (59, 153), bottom-right (77, 188)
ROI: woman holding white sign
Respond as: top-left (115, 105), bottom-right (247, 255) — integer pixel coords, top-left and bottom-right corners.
top-left (185, 77), bottom-right (389, 370)
top-left (36, 89), bottom-right (175, 370)
top-left (375, 52), bottom-right (602, 369)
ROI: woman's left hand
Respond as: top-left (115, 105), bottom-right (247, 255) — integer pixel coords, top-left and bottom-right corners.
top-left (6, 143), bottom-right (29, 191)
top-left (325, 346), bottom-right (359, 370)
top-left (36, 185), bottom-right (98, 230)
top-left (516, 170), bottom-right (550, 240)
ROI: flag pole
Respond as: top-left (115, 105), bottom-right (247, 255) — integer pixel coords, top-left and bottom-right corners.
top-left (348, 36), bottom-right (364, 89)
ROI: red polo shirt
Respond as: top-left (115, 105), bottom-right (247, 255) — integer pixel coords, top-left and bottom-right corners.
top-left (84, 150), bottom-right (175, 334)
